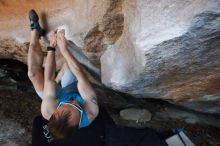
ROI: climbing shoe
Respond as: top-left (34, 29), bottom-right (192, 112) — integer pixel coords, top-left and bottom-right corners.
top-left (29, 9), bottom-right (45, 36)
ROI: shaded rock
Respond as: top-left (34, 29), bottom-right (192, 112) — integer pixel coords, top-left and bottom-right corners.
top-left (120, 108), bottom-right (152, 123)
top-left (0, 117), bottom-right (29, 146)
top-left (0, 59), bottom-right (33, 92)
top-left (154, 105), bottom-right (220, 128)
top-left (101, 1), bottom-right (220, 114)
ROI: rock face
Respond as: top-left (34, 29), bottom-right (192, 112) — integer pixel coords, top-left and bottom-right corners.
top-left (101, 0), bottom-right (220, 114)
top-left (0, 0), bottom-right (220, 113)
top-left (120, 108), bottom-right (152, 122)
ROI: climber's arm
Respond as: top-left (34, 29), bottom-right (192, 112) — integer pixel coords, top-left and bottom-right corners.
top-left (77, 79), bottom-right (99, 123)
top-left (41, 81), bottom-right (56, 120)
top-left (57, 30), bottom-right (99, 123)
top-left (41, 46), bottom-right (57, 120)
top-left (61, 48), bottom-right (99, 122)
top-left (41, 32), bottom-right (56, 120)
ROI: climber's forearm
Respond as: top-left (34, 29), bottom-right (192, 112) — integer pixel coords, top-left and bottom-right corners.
top-left (44, 51), bottom-right (56, 81)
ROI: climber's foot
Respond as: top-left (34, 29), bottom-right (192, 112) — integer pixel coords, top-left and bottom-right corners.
top-left (29, 9), bottom-right (45, 36)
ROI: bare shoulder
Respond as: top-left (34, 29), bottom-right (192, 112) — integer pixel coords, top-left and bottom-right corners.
top-left (83, 96), bottom-right (99, 123)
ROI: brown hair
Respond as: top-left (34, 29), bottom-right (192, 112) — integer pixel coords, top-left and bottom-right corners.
top-left (48, 111), bottom-right (78, 140)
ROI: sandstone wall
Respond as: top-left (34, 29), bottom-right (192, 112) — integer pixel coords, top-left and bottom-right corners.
top-left (0, 0), bottom-right (220, 113)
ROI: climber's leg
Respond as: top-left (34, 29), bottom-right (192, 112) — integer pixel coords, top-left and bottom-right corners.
top-left (27, 29), bottom-right (44, 100)
top-left (55, 62), bottom-right (77, 87)
top-left (27, 10), bottom-right (47, 99)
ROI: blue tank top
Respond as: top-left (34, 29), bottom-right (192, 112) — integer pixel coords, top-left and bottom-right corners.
top-left (57, 92), bottom-right (90, 128)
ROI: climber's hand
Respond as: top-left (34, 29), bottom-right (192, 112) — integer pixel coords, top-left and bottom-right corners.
top-left (57, 29), bottom-right (68, 53)
top-left (48, 31), bottom-right (57, 48)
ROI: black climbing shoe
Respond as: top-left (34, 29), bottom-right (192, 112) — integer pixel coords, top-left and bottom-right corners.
top-left (29, 9), bottom-right (45, 36)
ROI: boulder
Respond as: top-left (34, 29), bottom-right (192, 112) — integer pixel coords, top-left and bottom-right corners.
top-left (101, 0), bottom-right (220, 114)
top-left (120, 108), bottom-right (152, 123)
top-left (0, 0), bottom-right (220, 113)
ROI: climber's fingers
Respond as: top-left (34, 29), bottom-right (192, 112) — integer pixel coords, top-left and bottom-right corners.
top-left (56, 29), bottom-right (67, 52)
top-left (48, 31), bottom-right (57, 48)
top-left (57, 29), bottom-right (65, 37)
top-left (48, 30), bottom-right (56, 38)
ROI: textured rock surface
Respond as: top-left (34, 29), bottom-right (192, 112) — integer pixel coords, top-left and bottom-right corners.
top-left (0, 0), bottom-right (220, 113)
top-left (101, 0), bottom-right (220, 114)
top-left (120, 108), bottom-right (152, 122)
top-left (0, 60), bottom-right (41, 146)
